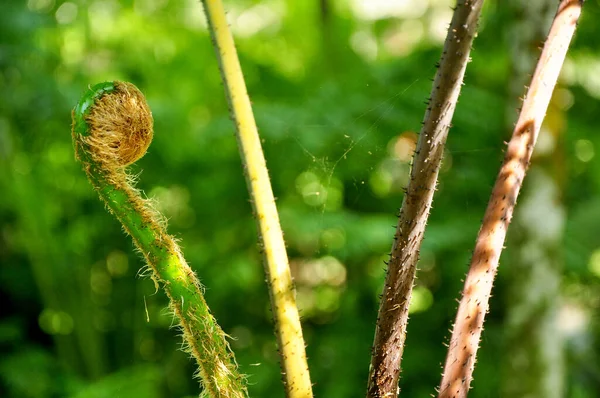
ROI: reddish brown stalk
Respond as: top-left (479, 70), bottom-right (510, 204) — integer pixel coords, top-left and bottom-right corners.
top-left (367, 2), bottom-right (485, 397)
top-left (438, 2), bottom-right (583, 397)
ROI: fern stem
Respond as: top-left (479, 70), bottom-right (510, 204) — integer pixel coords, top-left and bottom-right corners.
top-left (72, 81), bottom-right (247, 398)
top-left (438, 2), bottom-right (583, 397)
top-left (367, 2), bottom-right (485, 397)
top-left (198, 1), bottom-right (313, 397)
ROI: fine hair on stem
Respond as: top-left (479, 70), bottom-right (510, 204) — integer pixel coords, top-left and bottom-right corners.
top-left (72, 81), bottom-right (248, 398)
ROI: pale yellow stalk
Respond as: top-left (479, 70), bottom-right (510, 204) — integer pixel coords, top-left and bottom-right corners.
top-left (199, 1), bottom-right (313, 397)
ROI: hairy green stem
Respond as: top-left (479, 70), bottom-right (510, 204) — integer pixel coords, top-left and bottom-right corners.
top-left (199, 1), bottom-right (313, 397)
top-left (72, 81), bottom-right (247, 398)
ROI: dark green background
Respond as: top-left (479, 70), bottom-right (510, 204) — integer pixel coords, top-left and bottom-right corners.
top-left (1, 0), bottom-right (599, 397)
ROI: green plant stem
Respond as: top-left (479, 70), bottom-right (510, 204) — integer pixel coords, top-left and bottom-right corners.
top-left (72, 81), bottom-right (247, 398)
top-left (199, 1), bottom-right (313, 397)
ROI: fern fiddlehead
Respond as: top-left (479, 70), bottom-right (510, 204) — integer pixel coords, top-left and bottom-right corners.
top-left (72, 81), bottom-right (247, 398)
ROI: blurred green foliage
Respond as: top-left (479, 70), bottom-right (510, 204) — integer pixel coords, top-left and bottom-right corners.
top-left (1, 0), bottom-right (599, 397)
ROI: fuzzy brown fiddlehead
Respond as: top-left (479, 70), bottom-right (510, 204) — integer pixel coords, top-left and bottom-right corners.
top-left (72, 81), bottom-right (247, 398)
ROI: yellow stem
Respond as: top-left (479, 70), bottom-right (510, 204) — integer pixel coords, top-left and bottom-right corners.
top-left (199, 1), bottom-right (313, 397)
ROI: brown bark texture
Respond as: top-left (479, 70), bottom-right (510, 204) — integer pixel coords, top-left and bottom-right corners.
top-left (438, 1), bottom-right (583, 397)
top-left (367, 1), bottom-right (485, 397)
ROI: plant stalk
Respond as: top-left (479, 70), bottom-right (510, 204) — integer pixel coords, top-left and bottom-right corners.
top-left (199, 1), bottom-right (313, 397)
top-left (72, 81), bottom-right (247, 398)
top-left (502, 0), bottom-right (566, 396)
top-left (438, 1), bottom-right (583, 397)
top-left (367, 2), bottom-right (485, 397)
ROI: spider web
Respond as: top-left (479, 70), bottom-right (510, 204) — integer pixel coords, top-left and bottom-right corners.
top-left (254, 78), bottom-right (498, 260)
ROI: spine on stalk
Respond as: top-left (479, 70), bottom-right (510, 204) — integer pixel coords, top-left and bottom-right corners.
top-left (71, 81), bottom-right (247, 398)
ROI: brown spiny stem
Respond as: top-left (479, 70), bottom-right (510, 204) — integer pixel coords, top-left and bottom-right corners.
top-left (367, 2), bottom-right (485, 397)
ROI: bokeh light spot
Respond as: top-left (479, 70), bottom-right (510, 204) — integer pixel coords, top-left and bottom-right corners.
top-left (28, 0), bottom-right (55, 13)
top-left (575, 139), bottom-right (594, 162)
top-left (589, 248), bottom-right (600, 278)
top-left (391, 132), bottom-right (417, 162)
top-left (321, 228), bottom-right (346, 251)
top-left (39, 309), bottom-right (74, 335)
top-left (409, 286), bottom-right (433, 314)
top-left (107, 250), bottom-right (129, 277)
top-left (55, 2), bottom-right (78, 25)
